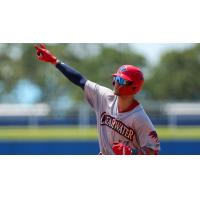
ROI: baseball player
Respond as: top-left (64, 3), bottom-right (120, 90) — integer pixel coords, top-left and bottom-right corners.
top-left (34, 44), bottom-right (160, 155)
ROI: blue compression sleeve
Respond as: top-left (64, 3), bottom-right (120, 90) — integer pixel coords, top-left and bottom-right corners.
top-left (55, 61), bottom-right (87, 90)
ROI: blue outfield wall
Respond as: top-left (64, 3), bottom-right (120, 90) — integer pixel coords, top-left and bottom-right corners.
top-left (0, 140), bottom-right (200, 155)
top-left (160, 140), bottom-right (200, 155)
top-left (0, 141), bottom-right (99, 155)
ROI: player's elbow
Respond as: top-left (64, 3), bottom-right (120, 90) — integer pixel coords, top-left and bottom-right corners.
top-left (79, 77), bottom-right (87, 90)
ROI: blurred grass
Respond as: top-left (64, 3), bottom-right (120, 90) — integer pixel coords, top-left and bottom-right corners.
top-left (0, 126), bottom-right (97, 141)
top-left (0, 126), bottom-right (199, 140)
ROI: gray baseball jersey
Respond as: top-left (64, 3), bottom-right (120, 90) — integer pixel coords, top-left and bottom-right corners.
top-left (84, 80), bottom-right (160, 155)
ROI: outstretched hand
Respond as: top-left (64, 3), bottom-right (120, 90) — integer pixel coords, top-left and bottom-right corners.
top-left (34, 44), bottom-right (58, 65)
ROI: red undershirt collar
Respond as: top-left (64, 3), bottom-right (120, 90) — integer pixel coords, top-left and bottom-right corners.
top-left (118, 100), bottom-right (139, 113)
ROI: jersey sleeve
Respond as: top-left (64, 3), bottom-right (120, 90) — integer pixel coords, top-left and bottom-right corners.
top-left (133, 109), bottom-right (160, 152)
top-left (84, 80), bottom-right (113, 111)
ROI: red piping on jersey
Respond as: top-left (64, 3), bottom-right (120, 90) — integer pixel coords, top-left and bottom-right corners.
top-left (118, 100), bottom-right (139, 113)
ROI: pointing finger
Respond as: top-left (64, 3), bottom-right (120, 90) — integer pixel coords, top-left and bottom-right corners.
top-left (40, 43), bottom-right (46, 49)
top-left (34, 45), bottom-right (42, 51)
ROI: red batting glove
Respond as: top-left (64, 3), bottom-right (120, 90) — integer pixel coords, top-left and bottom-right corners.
top-left (112, 143), bottom-right (132, 155)
top-left (34, 44), bottom-right (58, 65)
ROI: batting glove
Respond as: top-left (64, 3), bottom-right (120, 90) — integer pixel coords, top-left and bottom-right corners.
top-left (34, 44), bottom-right (58, 65)
top-left (112, 143), bottom-right (132, 155)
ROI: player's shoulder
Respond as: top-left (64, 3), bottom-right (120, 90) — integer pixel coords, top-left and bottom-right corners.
top-left (131, 104), bottom-right (149, 120)
top-left (85, 80), bottom-right (113, 95)
top-left (132, 105), bottom-right (155, 130)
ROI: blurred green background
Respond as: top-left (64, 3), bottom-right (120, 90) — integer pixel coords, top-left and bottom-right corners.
top-left (1, 43), bottom-right (200, 106)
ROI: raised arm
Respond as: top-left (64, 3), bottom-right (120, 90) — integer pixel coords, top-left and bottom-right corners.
top-left (34, 44), bottom-right (87, 90)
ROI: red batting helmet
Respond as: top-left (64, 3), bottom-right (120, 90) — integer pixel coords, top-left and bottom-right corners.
top-left (112, 65), bottom-right (144, 95)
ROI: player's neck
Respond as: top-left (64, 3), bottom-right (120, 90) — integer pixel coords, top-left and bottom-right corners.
top-left (117, 95), bottom-right (137, 113)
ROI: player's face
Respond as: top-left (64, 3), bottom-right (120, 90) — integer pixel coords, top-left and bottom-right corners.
top-left (113, 76), bottom-right (132, 96)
